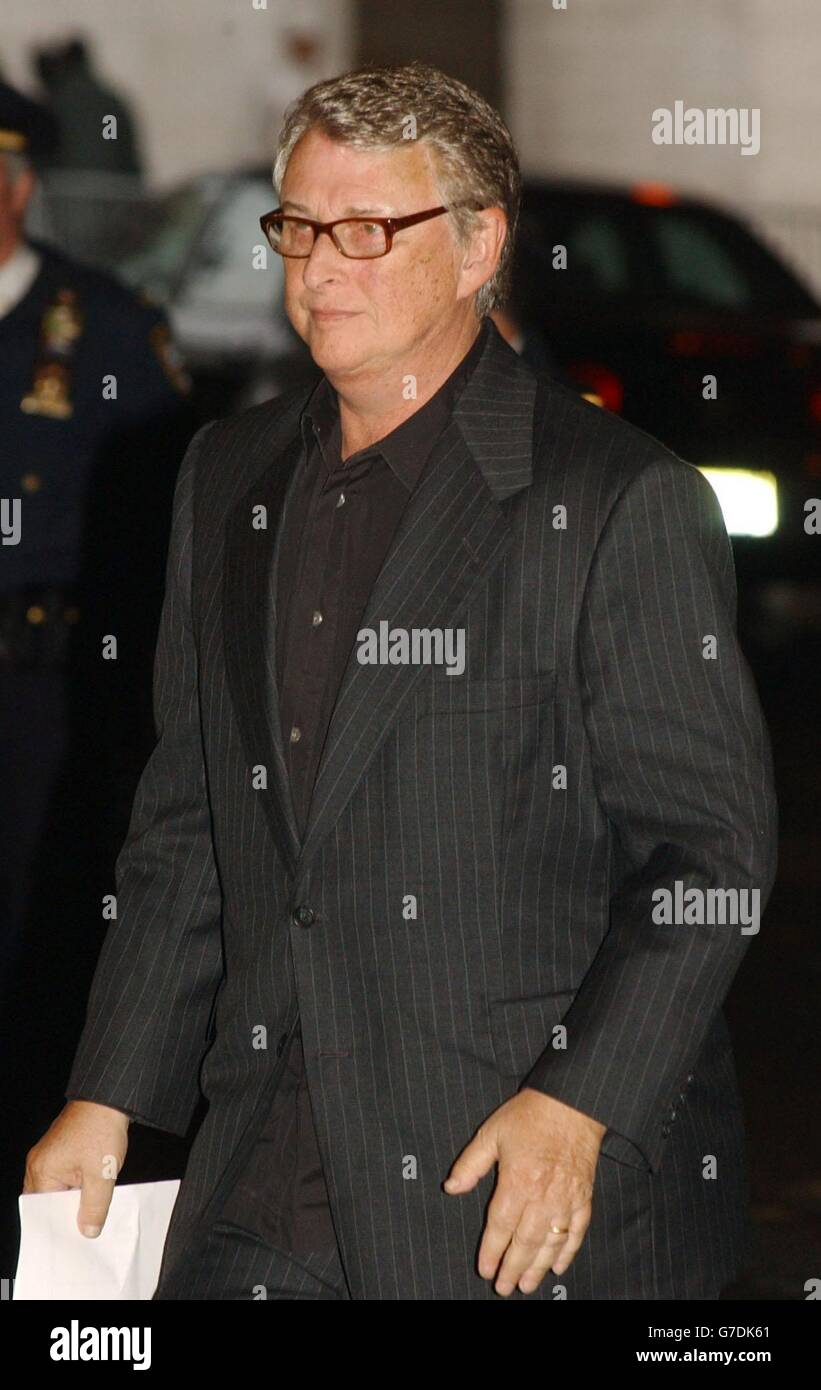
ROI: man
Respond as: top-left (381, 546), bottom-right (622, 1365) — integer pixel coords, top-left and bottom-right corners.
top-left (0, 81), bottom-right (191, 999)
top-left (26, 62), bottom-right (777, 1301)
top-left (0, 80), bottom-right (192, 1273)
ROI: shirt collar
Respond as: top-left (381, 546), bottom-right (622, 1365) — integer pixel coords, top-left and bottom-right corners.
top-left (0, 241), bottom-right (42, 319)
top-left (300, 318), bottom-right (489, 492)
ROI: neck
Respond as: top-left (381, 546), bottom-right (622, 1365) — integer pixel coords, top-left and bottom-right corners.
top-left (330, 316), bottom-right (482, 459)
top-left (0, 234), bottom-right (24, 268)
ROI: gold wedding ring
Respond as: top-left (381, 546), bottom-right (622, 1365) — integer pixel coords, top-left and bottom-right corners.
top-left (550, 1224), bottom-right (569, 1235)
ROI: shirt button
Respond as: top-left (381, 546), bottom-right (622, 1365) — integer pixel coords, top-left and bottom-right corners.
top-left (290, 725), bottom-right (302, 743)
top-left (312, 610), bottom-right (323, 626)
top-left (336, 491), bottom-right (346, 507)
top-left (292, 905), bottom-right (316, 928)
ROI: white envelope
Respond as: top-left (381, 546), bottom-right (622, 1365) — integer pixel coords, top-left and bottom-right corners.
top-left (13, 1180), bottom-right (180, 1300)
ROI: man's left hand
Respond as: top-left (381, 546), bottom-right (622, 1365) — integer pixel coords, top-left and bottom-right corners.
top-left (443, 1088), bottom-right (607, 1296)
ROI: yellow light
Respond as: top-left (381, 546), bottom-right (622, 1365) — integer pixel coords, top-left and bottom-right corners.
top-left (697, 467), bottom-right (779, 537)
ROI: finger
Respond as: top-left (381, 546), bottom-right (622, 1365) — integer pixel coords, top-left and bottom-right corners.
top-left (521, 1205), bottom-right (591, 1288)
top-left (23, 1149), bottom-right (79, 1195)
top-left (22, 1169), bottom-right (72, 1195)
top-left (516, 1248), bottom-right (558, 1295)
top-left (78, 1169), bottom-right (116, 1238)
top-left (476, 1183), bottom-right (527, 1279)
top-left (550, 1223), bottom-right (589, 1277)
top-left (494, 1220), bottom-right (567, 1295)
top-left (444, 1131), bottom-right (497, 1195)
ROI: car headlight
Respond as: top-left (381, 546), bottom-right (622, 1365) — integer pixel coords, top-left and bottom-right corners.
top-left (696, 467), bottom-right (779, 537)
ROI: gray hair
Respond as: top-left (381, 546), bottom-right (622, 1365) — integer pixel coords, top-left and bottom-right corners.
top-left (272, 61), bottom-right (521, 319)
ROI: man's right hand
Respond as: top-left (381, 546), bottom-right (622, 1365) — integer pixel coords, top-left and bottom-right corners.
top-left (23, 1100), bottom-right (131, 1237)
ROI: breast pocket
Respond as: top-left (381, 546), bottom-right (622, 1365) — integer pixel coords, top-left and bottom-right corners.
top-left (413, 671), bottom-right (556, 718)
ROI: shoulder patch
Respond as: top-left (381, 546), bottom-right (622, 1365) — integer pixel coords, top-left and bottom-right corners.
top-left (149, 321), bottom-right (191, 395)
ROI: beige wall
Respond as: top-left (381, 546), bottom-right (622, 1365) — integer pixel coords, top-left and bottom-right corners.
top-left (506, 0), bottom-right (819, 208)
top-left (0, 0), bottom-right (353, 186)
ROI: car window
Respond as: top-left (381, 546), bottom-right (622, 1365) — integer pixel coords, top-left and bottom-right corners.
top-left (567, 216), bottom-right (631, 293)
top-left (119, 184), bottom-right (212, 297)
top-left (517, 190), bottom-right (818, 317)
top-left (642, 210), bottom-right (752, 308)
top-left (639, 206), bottom-right (817, 313)
top-left (515, 202), bottom-right (635, 309)
top-left (178, 180), bottom-right (283, 310)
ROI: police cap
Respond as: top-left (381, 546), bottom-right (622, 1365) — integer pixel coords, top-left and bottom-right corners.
top-left (0, 80), bottom-right (58, 161)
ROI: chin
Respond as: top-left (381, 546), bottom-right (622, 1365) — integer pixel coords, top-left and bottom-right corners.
top-left (306, 324), bottom-right (369, 373)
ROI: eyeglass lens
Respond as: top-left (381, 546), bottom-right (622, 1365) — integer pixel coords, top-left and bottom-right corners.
top-left (271, 219), bottom-right (389, 258)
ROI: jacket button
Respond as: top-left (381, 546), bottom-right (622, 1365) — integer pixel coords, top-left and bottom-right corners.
top-left (276, 1032), bottom-right (288, 1056)
top-left (292, 904), bottom-right (316, 927)
top-left (661, 1124), bottom-right (671, 1138)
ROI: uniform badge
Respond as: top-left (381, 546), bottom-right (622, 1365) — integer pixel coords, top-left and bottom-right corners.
top-left (20, 362), bottom-right (74, 419)
top-left (20, 288), bottom-right (83, 419)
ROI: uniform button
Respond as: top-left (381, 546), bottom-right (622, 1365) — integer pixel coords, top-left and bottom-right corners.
top-left (670, 1108), bottom-right (677, 1121)
top-left (290, 725), bottom-right (302, 743)
top-left (312, 610), bottom-right (323, 626)
top-left (20, 472), bottom-right (41, 492)
top-left (336, 491), bottom-right (346, 507)
top-left (26, 605), bottom-right (46, 625)
top-left (292, 904), bottom-right (316, 927)
top-left (276, 1032), bottom-right (289, 1056)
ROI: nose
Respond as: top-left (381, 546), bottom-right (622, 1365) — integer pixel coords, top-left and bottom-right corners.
top-left (301, 228), bottom-right (347, 288)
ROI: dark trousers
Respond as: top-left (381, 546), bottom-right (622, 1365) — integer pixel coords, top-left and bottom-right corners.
top-left (0, 668), bottom-right (68, 997)
top-left (153, 1219), bottom-right (349, 1300)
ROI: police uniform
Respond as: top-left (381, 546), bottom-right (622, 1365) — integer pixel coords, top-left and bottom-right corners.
top-left (0, 83), bottom-right (193, 998)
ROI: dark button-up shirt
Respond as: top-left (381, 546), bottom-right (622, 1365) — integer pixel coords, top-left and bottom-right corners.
top-left (219, 320), bottom-right (489, 1254)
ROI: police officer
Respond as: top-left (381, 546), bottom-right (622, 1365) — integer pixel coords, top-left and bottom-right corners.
top-left (0, 81), bottom-right (194, 1005)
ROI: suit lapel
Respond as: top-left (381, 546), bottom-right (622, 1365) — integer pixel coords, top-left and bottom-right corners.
top-left (223, 431), bottom-right (304, 875)
top-left (296, 324), bottom-right (538, 877)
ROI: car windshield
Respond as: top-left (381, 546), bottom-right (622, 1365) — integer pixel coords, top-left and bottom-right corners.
top-left (517, 194), bottom-right (818, 316)
top-left (119, 184), bottom-right (213, 298)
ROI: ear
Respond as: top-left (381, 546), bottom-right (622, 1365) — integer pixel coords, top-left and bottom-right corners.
top-left (10, 167), bottom-right (37, 219)
top-left (455, 207), bottom-right (508, 304)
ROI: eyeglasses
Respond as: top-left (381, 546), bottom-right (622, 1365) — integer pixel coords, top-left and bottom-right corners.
top-left (259, 205), bottom-right (450, 259)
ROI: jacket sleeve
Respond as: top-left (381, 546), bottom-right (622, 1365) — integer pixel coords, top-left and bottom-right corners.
top-left (65, 421), bottom-right (225, 1137)
top-left (519, 456), bottom-right (778, 1173)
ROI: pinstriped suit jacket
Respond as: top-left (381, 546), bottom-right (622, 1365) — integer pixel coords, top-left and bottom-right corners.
top-left (66, 321), bottom-right (777, 1299)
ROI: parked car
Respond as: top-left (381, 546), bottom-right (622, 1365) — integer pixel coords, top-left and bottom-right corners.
top-left (514, 180), bottom-right (821, 608)
top-left (116, 169), bottom-right (316, 415)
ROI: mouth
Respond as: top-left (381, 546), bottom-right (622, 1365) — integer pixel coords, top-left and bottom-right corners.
top-left (309, 309), bottom-right (359, 321)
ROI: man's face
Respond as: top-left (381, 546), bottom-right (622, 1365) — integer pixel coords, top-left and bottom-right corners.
top-left (0, 155), bottom-right (34, 261)
top-left (279, 129), bottom-right (477, 380)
